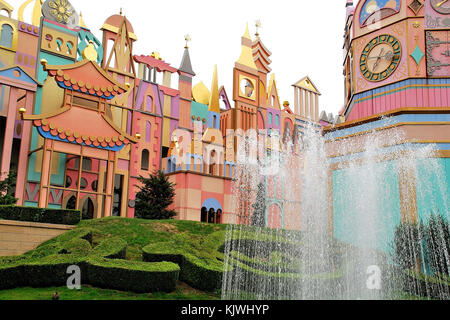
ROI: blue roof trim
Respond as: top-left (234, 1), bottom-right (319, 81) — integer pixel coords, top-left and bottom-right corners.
top-left (37, 127), bottom-right (124, 151)
top-left (326, 113), bottom-right (450, 140)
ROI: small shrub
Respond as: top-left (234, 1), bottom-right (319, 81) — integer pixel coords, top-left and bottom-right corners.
top-left (0, 172), bottom-right (18, 205)
top-left (0, 206), bottom-right (81, 225)
top-left (422, 213), bottom-right (450, 276)
top-left (392, 222), bottom-right (422, 270)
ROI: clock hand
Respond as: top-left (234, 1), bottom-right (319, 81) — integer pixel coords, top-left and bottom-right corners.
top-left (436, 0), bottom-right (448, 7)
top-left (373, 48), bottom-right (384, 72)
top-left (367, 52), bottom-right (393, 60)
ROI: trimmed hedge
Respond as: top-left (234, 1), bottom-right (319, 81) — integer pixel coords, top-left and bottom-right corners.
top-left (86, 257), bottom-right (180, 293)
top-left (142, 243), bottom-right (223, 292)
top-left (91, 237), bottom-right (127, 260)
top-left (0, 205), bottom-right (81, 225)
top-left (0, 230), bottom-right (179, 293)
top-left (0, 255), bottom-right (86, 290)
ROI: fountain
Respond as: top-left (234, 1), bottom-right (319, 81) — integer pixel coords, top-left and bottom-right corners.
top-left (221, 122), bottom-right (450, 300)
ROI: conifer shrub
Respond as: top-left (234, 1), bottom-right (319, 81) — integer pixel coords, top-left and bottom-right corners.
top-left (135, 170), bottom-right (176, 220)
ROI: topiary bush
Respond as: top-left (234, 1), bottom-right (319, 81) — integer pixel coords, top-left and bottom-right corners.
top-left (0, 205), bottom-right (81, 225)
top-left (90, 237), bottom-right (127, 260)
top-left (0, 228), bottom-right (179, 293)
top-left (86, 257), bottom-right (180, 293)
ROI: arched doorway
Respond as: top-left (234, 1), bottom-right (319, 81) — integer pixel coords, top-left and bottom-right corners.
top-left (201, 198), bottom-right (223, 224)
top-left (82, 197), bottom-right (95, 220)
top-left (65, 195), bottom-right (76, 210)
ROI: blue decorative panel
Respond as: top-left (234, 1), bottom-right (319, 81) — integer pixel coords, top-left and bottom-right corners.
top-left (333, 160), bottom-right (401, 253)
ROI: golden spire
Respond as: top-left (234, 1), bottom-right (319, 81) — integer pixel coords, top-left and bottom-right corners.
top-left (209, 65), bottom-right (220, 113)
top-left (267, 73), bottom-right (277, 99)
top-left (243, 22), bottom-right (251, 40)
top-left (18, 0), bottom-right (43, 26)
top-left (236, 23), bottom-right (257, 70)
top-left (79, 11), bottom-right (87, 28)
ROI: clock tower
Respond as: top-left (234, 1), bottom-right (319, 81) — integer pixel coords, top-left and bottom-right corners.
top-left (341, 0), bottom-right (449, 123)
top-left (232, 24), bottom-right (259, 132)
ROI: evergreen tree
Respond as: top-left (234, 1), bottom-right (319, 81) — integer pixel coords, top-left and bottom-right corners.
top-left (0, 171), bottom-right (18, 205)
top-left (135, 170), bottom-right (176, 220)
top-left (251, 182), bottom-right (266, 227)
top-left (423, 213), bottom-right (450, 276)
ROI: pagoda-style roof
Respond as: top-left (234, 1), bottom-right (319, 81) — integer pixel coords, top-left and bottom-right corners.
top-left (42, 59), bottom-right (128, 100)
top-left (134, 55), bottom-right (178, 73)
top-left (23, 105), bottom-right (137, 151)
top-left (252, 37), bottom-right (272, 74)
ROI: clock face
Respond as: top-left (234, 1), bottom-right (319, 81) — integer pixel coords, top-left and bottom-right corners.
top-left (431, 0), bottom-right (450, 15)
top-left (360, 34), bottom-right (401, 82)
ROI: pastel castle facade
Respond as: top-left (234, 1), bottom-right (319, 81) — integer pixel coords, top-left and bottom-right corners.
top-left (0, 0), bottom-right (322, 228)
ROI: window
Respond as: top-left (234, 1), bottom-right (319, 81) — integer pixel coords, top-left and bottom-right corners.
top-left (268, 113), bottom-right (272, 125)
top-left (65, 176), bottom-right (72, 188)
top-left (146, 96), bottom-right (153, 112)
top-left (56, 38), bottom-right (63, 52)
top-left (0, 24), bottom-right (13, 49)
top-left (141, 149), bottom-right (149, 171)
top-left (72, 96), bottom-right (99, 110)
top-left (66, 196), bottom-right (76, 210)
top-left (209, 150), bottom-right (216, 175)
top-left (82, 158), bottom-right (92, 171)
top-left (82, 198), bottom-right (94, 220)
top-left (78, 178), bottom-right (88, 190)
top-left (92, 180), bottom-right (98, 192)
top-left (146, 121), bottom-right (151, 142)
top-left (275, 114), bottom-right (280, 126)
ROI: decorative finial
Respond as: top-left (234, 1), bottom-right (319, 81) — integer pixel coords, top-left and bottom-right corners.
top-left (79, 11), bottom-right (87, 28)
top-left (255, 20), bottom-right (261, 37)
top-left (184, 34), bottom-right (191, 49)
top-left (151, 52), bottom-right (162, 60)
top-left (82, 41), bottom-right (98, 62)
top-left (40, 59), bottom-right (48, 69)
top-left (120, 7), bottom-right (123, 15)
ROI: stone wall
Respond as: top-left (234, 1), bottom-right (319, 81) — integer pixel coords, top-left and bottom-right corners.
top-left (0, 220), bottom-right (74, 256)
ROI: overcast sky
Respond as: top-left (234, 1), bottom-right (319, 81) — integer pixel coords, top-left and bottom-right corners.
top-left (10, 0), bottom-right (351, 115)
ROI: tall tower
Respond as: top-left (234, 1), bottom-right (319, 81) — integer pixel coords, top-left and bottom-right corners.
top-left (341, 0), bottom-right (449, 122)
top-left (233, 24), bottom-right (259, 132)
top-left (178, 39), bottom-right (196, 131)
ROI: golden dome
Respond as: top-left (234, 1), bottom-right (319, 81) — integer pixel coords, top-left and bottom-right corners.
top-left (192, 82), bottom-right (210, 105)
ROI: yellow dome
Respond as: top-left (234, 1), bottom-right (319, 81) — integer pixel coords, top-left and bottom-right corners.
top-left (192, 81), bottom-right (210, 105)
